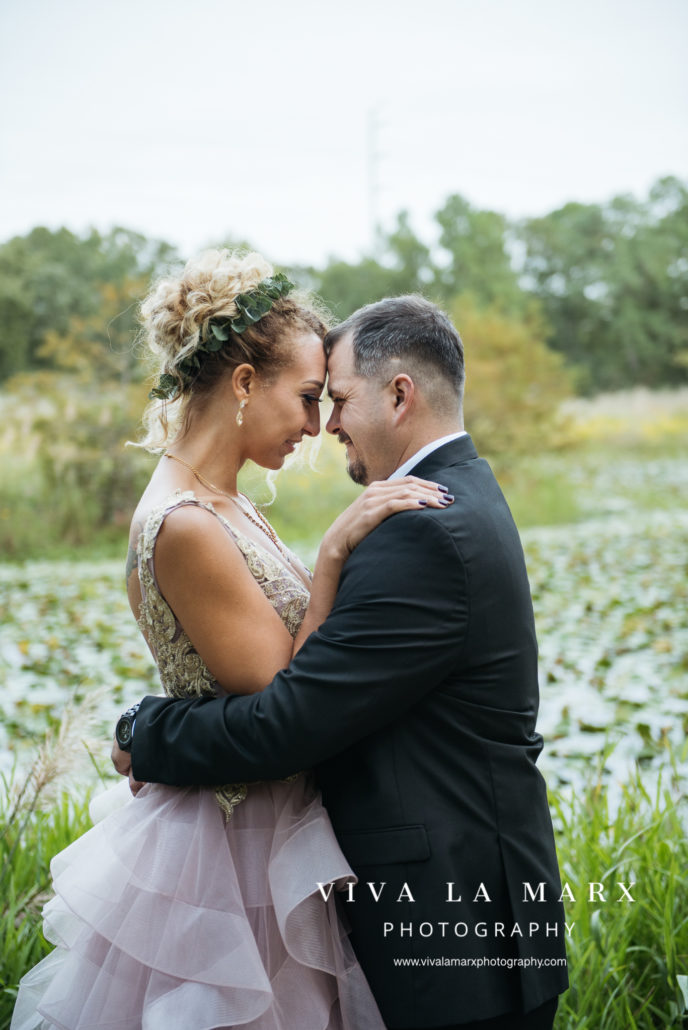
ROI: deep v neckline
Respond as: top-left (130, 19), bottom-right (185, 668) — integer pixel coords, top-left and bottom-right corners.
top-left (215, 510), bottom-right (312, 593)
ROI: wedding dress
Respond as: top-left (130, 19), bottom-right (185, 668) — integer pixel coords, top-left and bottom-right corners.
top-left (12, 492), bottom-right (384, 1030)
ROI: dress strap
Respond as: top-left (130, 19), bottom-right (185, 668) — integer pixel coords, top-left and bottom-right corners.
top-left (138, 490), bottom-right (231, 570)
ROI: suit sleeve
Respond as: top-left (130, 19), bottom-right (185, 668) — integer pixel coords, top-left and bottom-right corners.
top-left (132, 510), bottom-right (468, 785)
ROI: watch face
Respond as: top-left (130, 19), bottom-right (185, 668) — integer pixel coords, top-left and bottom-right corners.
top-left (117, 719), bottom-right (133, 746)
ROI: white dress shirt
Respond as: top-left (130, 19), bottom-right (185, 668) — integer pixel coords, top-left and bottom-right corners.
top-left (388, 431), bottom-right (467, 481)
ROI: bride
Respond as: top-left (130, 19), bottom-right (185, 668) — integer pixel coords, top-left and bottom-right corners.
top-left (12, 249), bottom-right (448, 1029)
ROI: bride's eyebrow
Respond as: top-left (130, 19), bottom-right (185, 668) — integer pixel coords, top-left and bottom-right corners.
top-left (301, 379), bottom-right (325, 389)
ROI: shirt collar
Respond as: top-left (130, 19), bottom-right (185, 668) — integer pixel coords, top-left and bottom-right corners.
top-left (388, 431), bottom-right (467, 480)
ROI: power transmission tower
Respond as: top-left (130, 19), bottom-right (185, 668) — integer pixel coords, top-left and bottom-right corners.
top-left (367, 108), bottom-right (382, 257)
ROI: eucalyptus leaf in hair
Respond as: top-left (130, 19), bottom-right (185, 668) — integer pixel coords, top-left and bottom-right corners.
top-left (227, 273), bottom-right (294, 335)
top-left (149, 373), bottom-right (180, 401)
top-left (209, 324), bottom-right (231, 344)
top-left (148, 272), bottom-right (295, 400)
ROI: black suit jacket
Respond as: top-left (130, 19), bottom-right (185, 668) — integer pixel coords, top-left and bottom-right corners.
top-left (133, 436), bottom-right (568, 1027)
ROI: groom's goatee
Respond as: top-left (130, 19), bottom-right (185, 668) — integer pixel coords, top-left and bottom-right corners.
top-left (339, 437), bottom-right (368, 484)
top-left (347, 458), bottom-right (368, 485)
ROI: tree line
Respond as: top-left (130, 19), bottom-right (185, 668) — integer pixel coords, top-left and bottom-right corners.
top-left (0, 175), bottom-right (685, 393)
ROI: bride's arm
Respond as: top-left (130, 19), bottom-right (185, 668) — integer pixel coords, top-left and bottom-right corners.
top-left (292, 476), bottom-right (451, 654)
top-left (154, 505), bottom-right (296, 695)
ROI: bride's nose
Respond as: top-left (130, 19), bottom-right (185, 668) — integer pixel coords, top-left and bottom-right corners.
top-left (303, 405), bottom-right (321, 438)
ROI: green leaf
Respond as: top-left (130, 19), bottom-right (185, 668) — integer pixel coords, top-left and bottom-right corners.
top-left (678, 975), bottom-right (688, 1012)
top-left (234, 298), bottom-right (262, 325)
top-left (261, 274), bottom-right (294, 300)
top-left (210, 323), bottom-right (231, 342)
top-left (148, 372), bottom-right (180, 399)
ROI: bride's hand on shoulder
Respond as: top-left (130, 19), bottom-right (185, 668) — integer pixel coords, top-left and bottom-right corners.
top-left (294, 478), bottom-right (453, 651)
top-left (323, 477), bottom-right (453, 563)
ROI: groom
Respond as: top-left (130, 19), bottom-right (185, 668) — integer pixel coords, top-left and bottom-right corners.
top-left (114, 296), bottom-right (568, 1029)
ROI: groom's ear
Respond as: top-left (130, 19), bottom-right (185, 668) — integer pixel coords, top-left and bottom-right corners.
top-left (390, 374), bottom-right (415, 420)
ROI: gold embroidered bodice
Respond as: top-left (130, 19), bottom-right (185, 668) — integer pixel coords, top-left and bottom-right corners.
top-left (136, 490), bottom-right (311, 818)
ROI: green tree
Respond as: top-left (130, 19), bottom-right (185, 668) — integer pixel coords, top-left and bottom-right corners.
top-left (0, 227), bottom-right (99, 380)
top-left (433, 194), bottom-right (525, 313)
top-left (308, 211), bottom-right (434, 319)
top-left (521, 177), bottom-right (688, 391)
top-left (451, 294), bottom-right (573, 458)
top-left (0, 227), bottom-right (177, 382)
top-left (310, 198), bottom-right (529, 323)
top-left (37, 276), bottom-right (150, 385)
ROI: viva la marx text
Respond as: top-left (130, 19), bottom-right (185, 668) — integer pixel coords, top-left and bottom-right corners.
top-left (316, 881), bottom-right (636, 904)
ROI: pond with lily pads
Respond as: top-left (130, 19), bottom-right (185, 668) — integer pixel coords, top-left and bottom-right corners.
top-left (1, 507), bottom-right (686, 794)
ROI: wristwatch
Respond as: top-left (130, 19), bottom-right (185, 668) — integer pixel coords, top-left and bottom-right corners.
top-left (115, 702), bottom-right (140, 752)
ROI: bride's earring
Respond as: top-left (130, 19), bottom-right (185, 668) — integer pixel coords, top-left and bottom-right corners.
top-left (236, 398), bottom-right (248, 426)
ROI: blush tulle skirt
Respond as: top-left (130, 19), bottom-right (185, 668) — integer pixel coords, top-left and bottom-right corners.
top-left (11, 775), bottom-right (385, 1029)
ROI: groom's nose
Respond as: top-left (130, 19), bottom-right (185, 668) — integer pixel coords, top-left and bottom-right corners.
top-left (325, 405), bottom-right (341, 436)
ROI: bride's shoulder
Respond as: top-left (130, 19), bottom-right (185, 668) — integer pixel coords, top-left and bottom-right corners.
top-left (133, 490), bottom-right (212, 555)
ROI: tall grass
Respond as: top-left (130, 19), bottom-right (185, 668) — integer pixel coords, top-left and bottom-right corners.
top-left (0, 700), bottom-right (107, 1027)
top-left (0, 791), bottom-right (92, 1025)
top-left (552, 755), bottom-right (688, 1029)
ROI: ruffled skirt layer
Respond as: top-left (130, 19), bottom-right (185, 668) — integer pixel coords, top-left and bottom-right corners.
top-left (11, 776), bottom-right (385, 1029)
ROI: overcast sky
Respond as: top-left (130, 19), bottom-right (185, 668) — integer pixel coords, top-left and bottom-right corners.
top-left (1, 0), bottom-right (686, 265)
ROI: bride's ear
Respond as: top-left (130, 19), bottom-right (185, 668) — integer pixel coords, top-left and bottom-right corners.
top-left (231, 363), bottom-right (256, 403)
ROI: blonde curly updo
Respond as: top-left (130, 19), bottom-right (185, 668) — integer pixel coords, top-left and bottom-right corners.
top-left (136, 249), bottom-right (328, 452)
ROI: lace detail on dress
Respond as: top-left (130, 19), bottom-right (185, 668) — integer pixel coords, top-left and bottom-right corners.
top-left (136, 490), bottom-right (311, 819)
top-left (230, 533), bottom-right (312, 639)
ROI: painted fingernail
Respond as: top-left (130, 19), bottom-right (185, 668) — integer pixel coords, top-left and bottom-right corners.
top-left (418, 499), bottom-right (428, 506)
top-left (437, 484), bottom-right (449, 492)
top-left (442, 493), bottom-right (454, 502)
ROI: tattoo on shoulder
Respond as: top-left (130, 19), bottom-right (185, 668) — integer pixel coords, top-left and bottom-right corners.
top-left (125, 519), bottom-right (143, 582)
top-left (125, 543), bottom-right (138, 582)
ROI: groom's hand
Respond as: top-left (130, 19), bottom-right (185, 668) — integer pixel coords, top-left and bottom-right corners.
top-left (111, 739), bottom-right (146, 796)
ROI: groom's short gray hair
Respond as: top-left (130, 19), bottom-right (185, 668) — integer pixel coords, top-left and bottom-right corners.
top-left (324, 295), bottom-right (465, 404)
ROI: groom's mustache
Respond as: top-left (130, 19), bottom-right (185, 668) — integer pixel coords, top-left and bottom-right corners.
top-left (338, 434), bottom-right (353, 446)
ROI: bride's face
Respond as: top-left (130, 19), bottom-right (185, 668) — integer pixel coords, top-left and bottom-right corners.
top-left (242, 331), bottom-right (326, 470)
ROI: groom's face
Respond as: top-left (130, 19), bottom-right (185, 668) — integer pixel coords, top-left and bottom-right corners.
top-left (326, 334), bottom-right (396, 485)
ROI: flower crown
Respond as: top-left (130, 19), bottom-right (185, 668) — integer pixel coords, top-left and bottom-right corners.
top-left (149, 272), bottom-right (295, 400)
